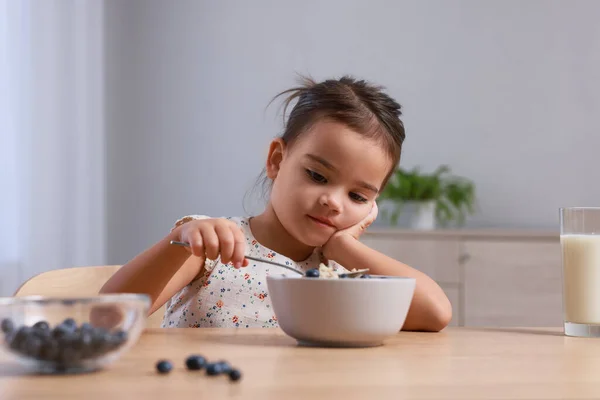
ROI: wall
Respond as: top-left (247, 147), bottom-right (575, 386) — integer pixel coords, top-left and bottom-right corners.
top-left (104, 0), bottom-right (600, 264)
top-left (0, 0), bottom-right (105, 295)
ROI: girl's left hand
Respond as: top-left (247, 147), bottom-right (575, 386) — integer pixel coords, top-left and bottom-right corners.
top-left (337, 202), bottom-right (378, 240)
top-left (321, 202), bottom-right (378, 259)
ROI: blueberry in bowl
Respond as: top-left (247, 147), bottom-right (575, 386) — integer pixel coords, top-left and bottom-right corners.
top-left (0, 294), bottom-right (150, 374)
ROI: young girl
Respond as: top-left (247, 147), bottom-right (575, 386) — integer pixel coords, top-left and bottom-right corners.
top-left (100, 76), bottom-right (452, 332)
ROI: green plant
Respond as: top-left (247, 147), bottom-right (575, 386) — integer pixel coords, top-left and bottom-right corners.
top-left (377, 165), bottom-right (476, 227)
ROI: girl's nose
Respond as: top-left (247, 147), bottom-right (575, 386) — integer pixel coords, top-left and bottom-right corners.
top-left (319, 191), bottom-right (342, 214)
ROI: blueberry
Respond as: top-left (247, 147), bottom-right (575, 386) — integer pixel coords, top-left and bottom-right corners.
top-left (11, 326), bottom-right (32, 348)
top-left (32, 320), bottom-right (50, 332)
top-left (61, 318), bottom-right (77, 330)
top-left (216, 360), bottom-right (232, 373)
top-left (4, 331), bottom-right (16, 349)
top-left (57, 346), bottom-right (80, 364)
top-left (78, 322), bottom-right (94, 334)
top-left (113, 330), bottom-right (128, 344)
top-left (228, 369), bottom-right (242, 382)
top-left (7, 332), bottom-right (21, 351)
top-left (53, 320), bottom-right (76, 339)
top-left (91, 326), bottom-right (109, 340)
top-left (40, 340), bottom-right (60, 361)
top-left (52, 324), bottom-right (72, 339)
top-left (338, 273), bottom-right (348, 278)
top-left (23, 336), bottom-right (43, 358)
top-left (1, 318), bottom-right (14, 334)
top-left (100, 330), bottom-right (126, 352)
top-left (305, 268), bottom-right (320, 278)
top-left (78, 331), bottom-right (93, 349)
top-left (91, 330), bottom-right (112, 354)
top-left (185, 355), bottom-right (207, 370)
top-left (205, 362), bottom-right (224, 376)
top-left (360, 274), bottom-right (372, 279)
top-left (32, 327), bottom-right (51, 340)
top-left (57, 332), bottom-right (79, 358)
top-left (80, 339), bottom-right (97, 359)
top-left (156, 360), bottom-right (173, 374)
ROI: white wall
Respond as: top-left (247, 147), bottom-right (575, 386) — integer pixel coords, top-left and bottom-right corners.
top-left (104, 0), bottom-right (600, 264)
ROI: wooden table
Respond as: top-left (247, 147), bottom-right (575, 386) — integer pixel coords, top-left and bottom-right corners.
top-left (2, 327), bottom-right (600, 399)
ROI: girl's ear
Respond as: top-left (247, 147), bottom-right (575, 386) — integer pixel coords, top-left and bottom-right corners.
top-left (266, 138), bottom-right (286, 180)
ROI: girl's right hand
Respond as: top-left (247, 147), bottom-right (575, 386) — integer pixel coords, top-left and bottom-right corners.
top-left (176, 218), bottom-right (249, 269)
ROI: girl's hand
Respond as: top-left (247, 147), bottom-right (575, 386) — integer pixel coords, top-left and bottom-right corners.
top-left (322, 202), bottom-right (378, 260)
top-left (176, 218), bottom-right (249, 269)
top-left (338, 202), bottom-right (379, 240)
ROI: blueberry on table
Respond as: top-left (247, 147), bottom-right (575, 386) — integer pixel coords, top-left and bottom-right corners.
top-left (156, 360), bottom-right (173, 374)
top-left (305, 268), bottom-right (320, 278)
top-left (338, 273), bottom-right (348, 278)
top-left (205, 362), bottom-right (224, 376)
top-left (185, 355), bottom-right (207, 370)
top-left (360, 274), bottom-right (372, 279)
top-left (216, 360), bottom-right (232, 373)
top-left (228, 369), bottom-right (242, 382)
top-left (1, 318), bottom-right (14, 334)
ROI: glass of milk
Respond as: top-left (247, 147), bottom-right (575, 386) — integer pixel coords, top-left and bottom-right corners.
top-left (561, 207), bottom-right (600, 337)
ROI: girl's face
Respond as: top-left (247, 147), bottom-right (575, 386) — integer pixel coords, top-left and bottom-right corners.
top-left (266, 119), bottom-right (393, 247)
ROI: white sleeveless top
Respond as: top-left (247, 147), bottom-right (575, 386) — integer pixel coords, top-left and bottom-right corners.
top-left (161, 216), bottom-right (348, 328)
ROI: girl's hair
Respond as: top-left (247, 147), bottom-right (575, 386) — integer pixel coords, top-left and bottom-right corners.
top-left (273, 75), bottom-right (405, 184)
top-left (245, 75), bottom-right (406, 211)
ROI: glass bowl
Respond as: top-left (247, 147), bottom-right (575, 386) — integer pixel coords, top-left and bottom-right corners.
top-left (0, 293), bottom-right (150, 374)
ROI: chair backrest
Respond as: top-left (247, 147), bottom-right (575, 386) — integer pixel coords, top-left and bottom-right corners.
top-left (13, 265), bottom-right (165, 329)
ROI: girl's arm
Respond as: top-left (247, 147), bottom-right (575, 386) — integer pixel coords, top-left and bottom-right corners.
top-left (322, 203), bottom-right (452, 332)
top-left (100, 217), bottom-right (248, 315)
top-left (323, 234), bottom-right (452, 332)
top-left (99, 227), bottom-right (204, 315)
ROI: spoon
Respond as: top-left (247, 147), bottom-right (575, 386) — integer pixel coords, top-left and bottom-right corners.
top-left (169, 240), bottom-right (369, 278)
top-left (169, 240), bottom-right (304, 275)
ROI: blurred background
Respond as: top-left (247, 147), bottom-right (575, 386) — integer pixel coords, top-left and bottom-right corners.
top-left (1, 1), bottom-right (599, 325)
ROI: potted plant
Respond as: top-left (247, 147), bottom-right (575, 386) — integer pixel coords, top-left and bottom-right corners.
top-left (377, 165), bottom-right (476, 229)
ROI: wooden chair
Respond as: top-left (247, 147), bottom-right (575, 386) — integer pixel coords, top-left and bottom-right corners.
top-left (13, 265), bottom-right (165, 329)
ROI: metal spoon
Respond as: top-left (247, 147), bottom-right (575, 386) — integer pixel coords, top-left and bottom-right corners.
top-left (169, 240), bottom-right (369, 278)
top-left (169, 240), bottom-right (304, 275)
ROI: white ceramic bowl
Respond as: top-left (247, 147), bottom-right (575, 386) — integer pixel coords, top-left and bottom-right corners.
top-left (266, 275), bottom-right (416, 347)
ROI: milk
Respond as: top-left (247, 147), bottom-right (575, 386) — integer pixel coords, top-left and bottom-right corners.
top-left (561, 234), bottom-right (600, 324)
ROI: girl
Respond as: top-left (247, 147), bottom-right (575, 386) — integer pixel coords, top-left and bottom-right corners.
top-left (100, 76), bottom-right (452, 332)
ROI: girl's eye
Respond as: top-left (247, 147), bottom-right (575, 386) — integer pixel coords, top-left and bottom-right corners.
top-left (306, 169), bottom-right (327, 184)
top-left (350, 192), bottom-right (368, 203)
